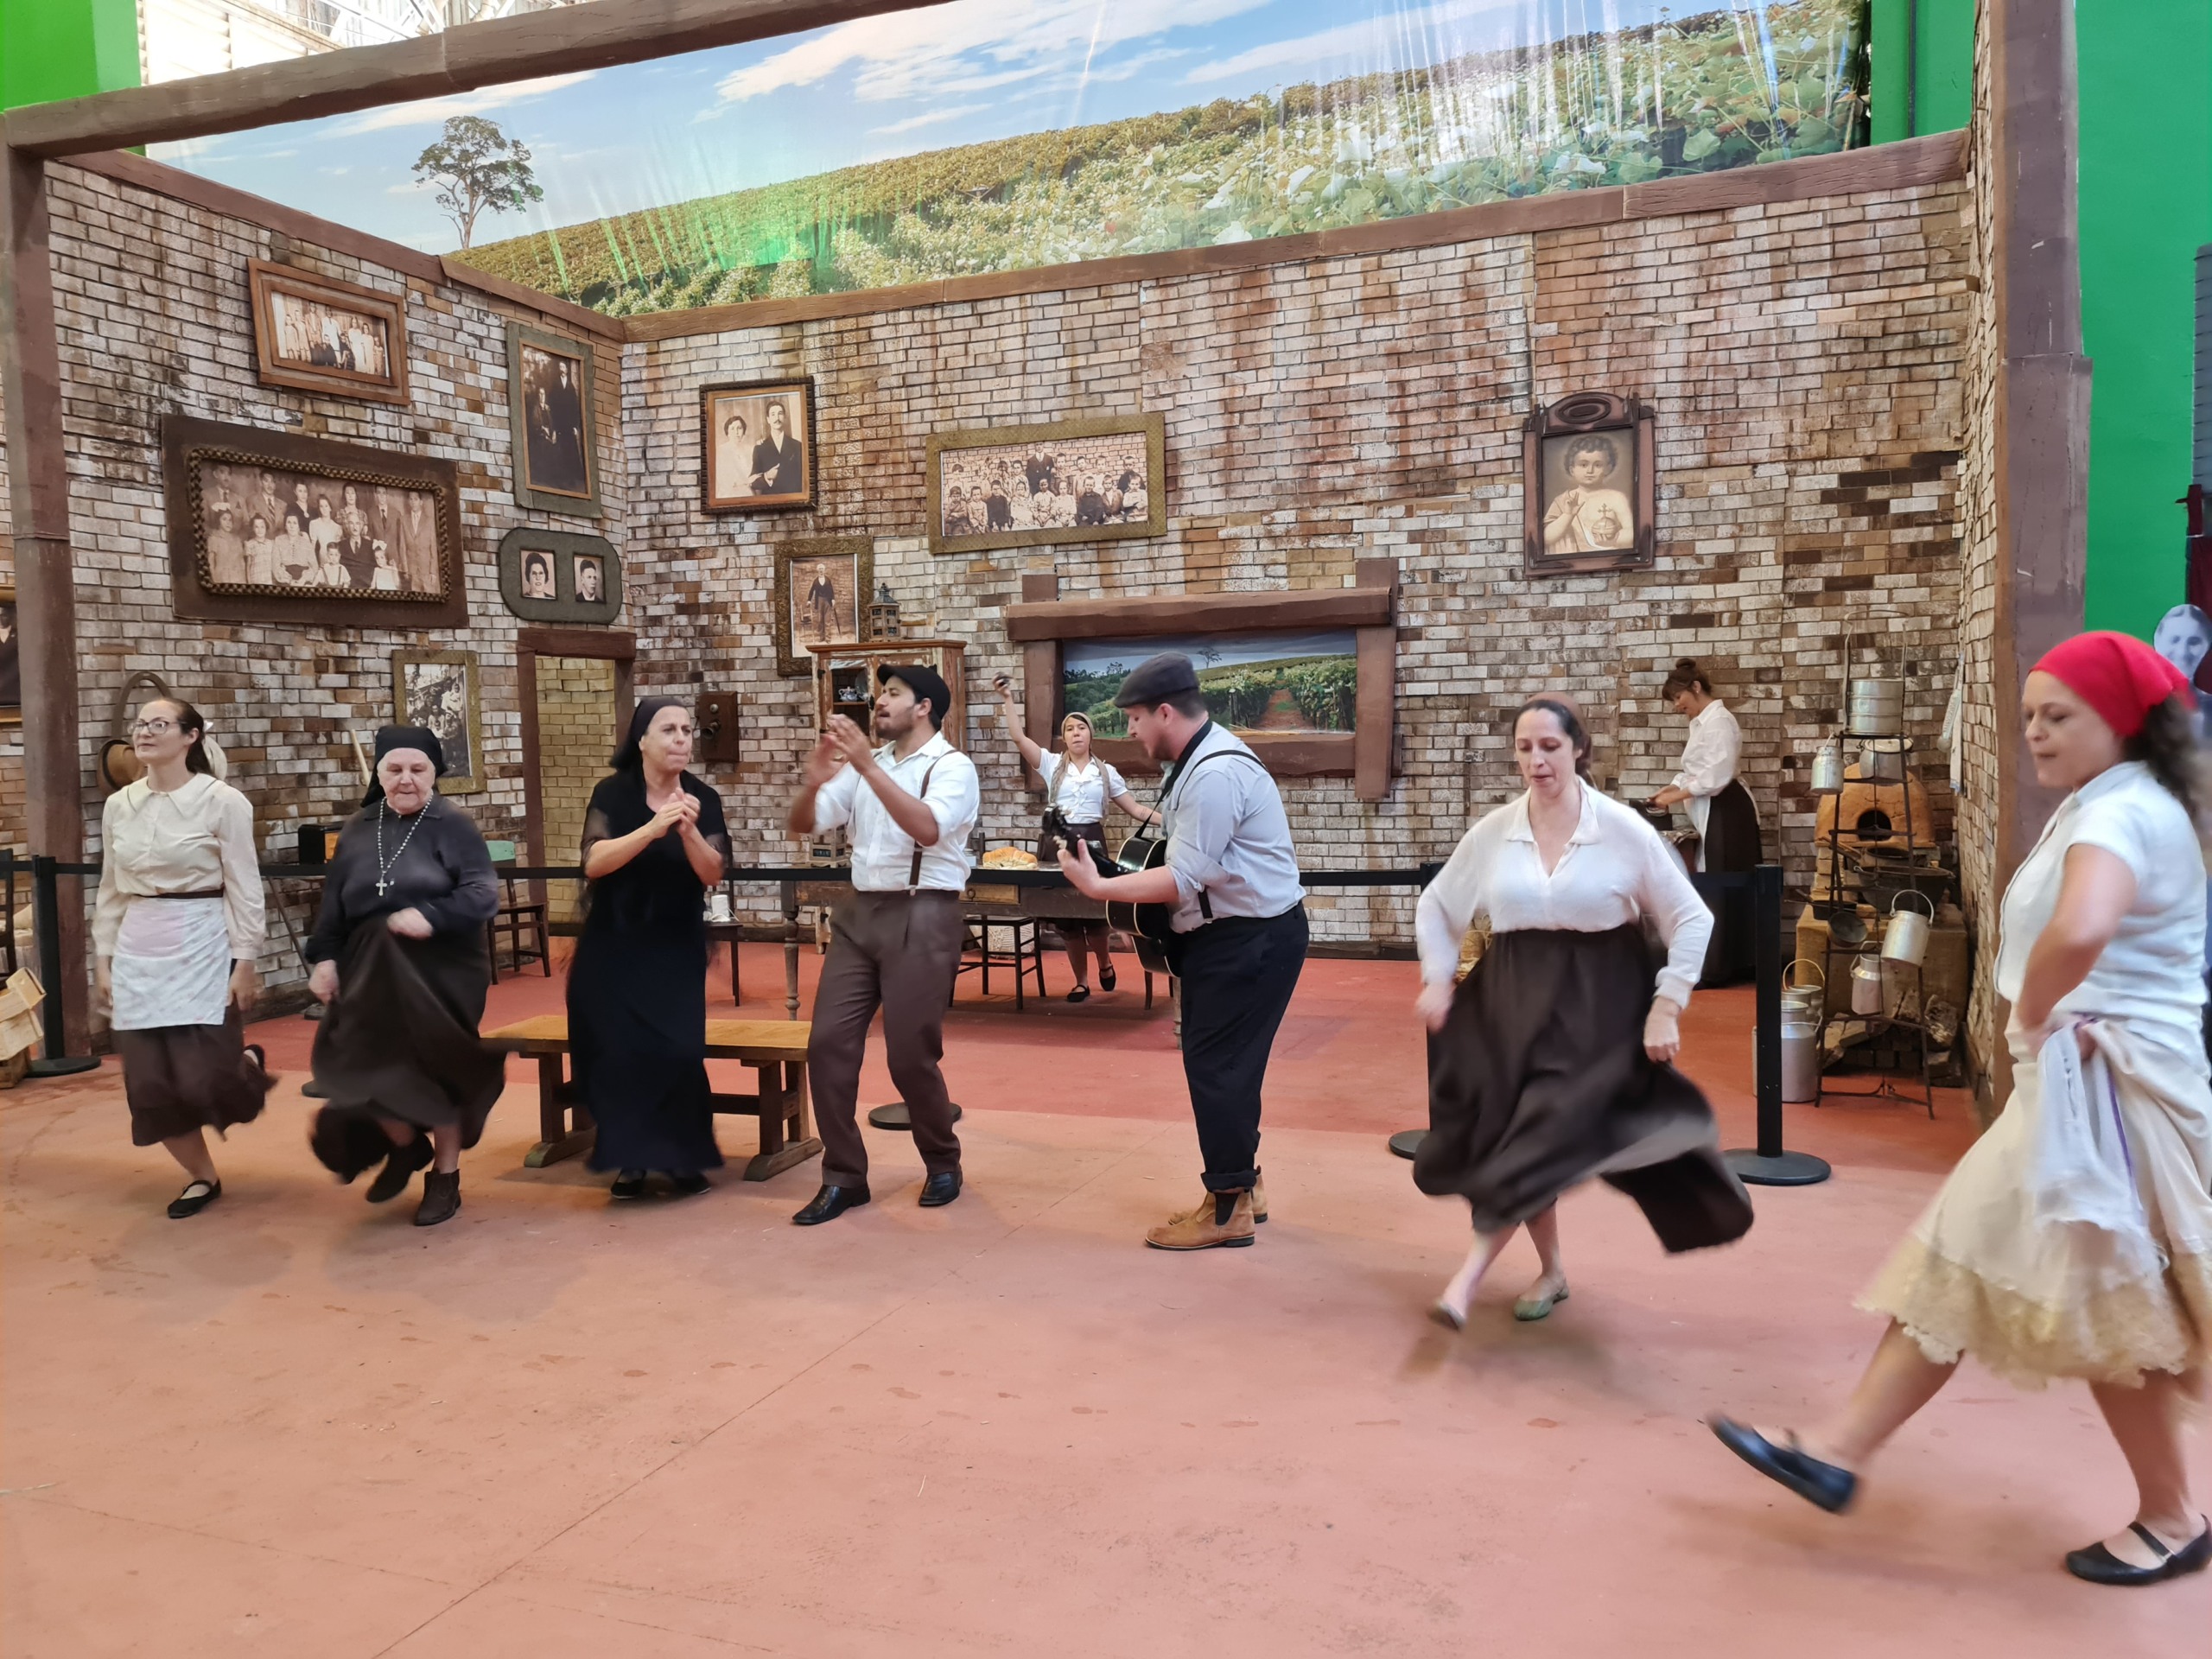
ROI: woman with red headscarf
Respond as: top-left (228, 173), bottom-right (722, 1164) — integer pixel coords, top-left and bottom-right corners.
top-left (1712, 632), bottom-right (2212, 1586)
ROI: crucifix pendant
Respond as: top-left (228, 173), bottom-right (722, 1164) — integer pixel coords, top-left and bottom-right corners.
top-left (376, 878), bottom-right (391, 897)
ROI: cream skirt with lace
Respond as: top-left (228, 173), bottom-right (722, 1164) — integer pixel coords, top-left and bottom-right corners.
top-left (1859, 1028), bottom-right (2212, 1389)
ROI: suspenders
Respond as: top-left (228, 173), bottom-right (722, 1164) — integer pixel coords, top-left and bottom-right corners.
top-left (904, 759), bottom-right (941, 893)
top-left (1157, 744), bottom-right (1265, 922)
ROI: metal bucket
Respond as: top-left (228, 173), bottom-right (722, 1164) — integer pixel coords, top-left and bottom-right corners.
top-left (1850, 953), bottom-right (1885, 1014)
top-left (1858, 741), bottom-right (1906, 783)
top-left (1809, 739), bottom-right (1845, 794)
top-left (1847, 677), bottom-right (1904, 735)
top-left (1783, 957), bottom-right (1826, 1021)
top-left (1782, 1011), bottom-right (1821, 1103)
top-left (1882, 890), bottom-right (1934, 965)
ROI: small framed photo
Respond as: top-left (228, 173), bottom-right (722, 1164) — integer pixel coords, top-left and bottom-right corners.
top-left (925, 413), bottom-right (1165, 556)
top-left (506, 321), bottom-right (602, 518)
top-left (772, 537), bottom-right (873, 678)
top-left (495, 527), bottom-right (621, 626)
top-left (391, 647), bottom-right (484, 795)
top-left (247, 259), bottom-right (409, 404)
top-left (1522, 391), bottom-right (1657, 576)
top-left (0, 585), bottom-right (17, 728)
top-left (702, 378), bottom-right (817, 512)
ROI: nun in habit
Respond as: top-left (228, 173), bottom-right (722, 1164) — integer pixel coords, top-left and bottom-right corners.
top-left (303, 727), bottom-right (502, 1227)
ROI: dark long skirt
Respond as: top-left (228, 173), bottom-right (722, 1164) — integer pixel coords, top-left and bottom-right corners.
top-left (1413, 924), bottom-right (1753, 1253)
top-left (118, 1008), bottom-right (272, 1146)
top-left (569, 926), bottom-right (721, 1174)
top-left (1038, 819), bottom-right (1112, 943)
top-left (1700, 779), bottom-right (1762, 987)
top-left (308, 922), bottom-right (503, 1163)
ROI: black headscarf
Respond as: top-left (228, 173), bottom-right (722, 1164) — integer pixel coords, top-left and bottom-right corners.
top-left (609, 697), bottom-right (690, 772)
top-left (362, 724), bottom-right (447, 806)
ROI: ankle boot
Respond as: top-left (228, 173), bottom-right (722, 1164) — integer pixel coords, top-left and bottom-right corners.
top-left (1144, 1188), bottom-right (1255, 1250)
top-left (415, 1168), bottom-right (461, 1227)
top-left (365, 1133), bottom-right (434, 1204)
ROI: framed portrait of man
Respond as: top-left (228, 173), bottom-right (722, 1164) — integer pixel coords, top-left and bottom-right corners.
top-left (506, 321), bottom-right (602, 518)
top-left (391, 648), bottom-right (484, 795)
top-left (495, 527), bottom-right (622, 626)
top-left (772, 537), bottom-right (872, 677)
top-left (246, 260), bottom-right (410, 404)
top-left (1521, 391), bottom-right (1657, 576)
top-left (701, 378), bottom-right (817, 513)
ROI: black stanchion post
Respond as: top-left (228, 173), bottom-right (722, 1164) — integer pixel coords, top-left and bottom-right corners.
top-left (1726, 863), bottom-right (1827, 1186)
top-left (27, 854), bottom-right (100, 1079)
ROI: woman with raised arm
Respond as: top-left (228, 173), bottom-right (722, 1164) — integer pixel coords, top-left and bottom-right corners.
top-left (568, 699), bottom-right (731, 1198)
top-left (1413, 696), bottom-right (1750, 1328)
top-left (1712, 632), bottom-right (2212, 1587)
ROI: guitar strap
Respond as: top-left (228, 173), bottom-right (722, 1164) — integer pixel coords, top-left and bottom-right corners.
top-left (1157, 742), bottom-right (1266, 924)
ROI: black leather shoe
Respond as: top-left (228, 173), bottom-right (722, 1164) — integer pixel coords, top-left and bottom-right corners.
top-left (1098, 963), bottom-right (1116, 991)
top-left (167, 1179), bottom-right (221, 1219)
top-left (414, 1169), bottom-right (461, 1227)
top-left (609, 1170), bottom-right (648, 1199)
top-left (918, 1171), bottom-right (963, 1207)
top-left (365, 1132), bottom-right (435, 1203)
top-left (1709, 1418), bottom-right (1857, 1514)
top-left (792, 1184), bottom-right (870, 1225)
top-left (666, 1173), bottom-right (711, 1198)
top-left (2066, 1519), bottom-right (2211, 1586)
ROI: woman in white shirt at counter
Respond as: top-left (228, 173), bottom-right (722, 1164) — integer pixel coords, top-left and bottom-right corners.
top-left (996, 677), bottom-right (1159, 1001)
top-left (1647, 658), bottom-right (1761, 985)
top-left (1411, 696), bottom-right (1751, 1330)
top-left (92, 699), bottom-right (273, 1219)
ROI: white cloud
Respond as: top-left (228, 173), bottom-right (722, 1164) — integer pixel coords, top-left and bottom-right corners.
top-left (715, 0), bottom-right (1271, 106)
top-left (870, 105), bottom-right (988, 137)
top-left (331, 71), bottom-right (596, 137)
top-left (1182, 0), bottom-right (1526, 87)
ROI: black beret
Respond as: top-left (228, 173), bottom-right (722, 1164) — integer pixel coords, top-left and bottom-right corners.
top-left (876, 662), bottom-right (953, 727)
top-left (1112, 652), bottom-right (1201, 709)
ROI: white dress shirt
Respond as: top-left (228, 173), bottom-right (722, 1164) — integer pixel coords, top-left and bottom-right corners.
top-left (807, 730), bottom-right (979, 893)
top-left (1035, 749), bottom-right (1129, 823)
top-left (1160, 722), bottom-right (1304, 932)
top-left (1416, 784), bottom-right (1713, 1009)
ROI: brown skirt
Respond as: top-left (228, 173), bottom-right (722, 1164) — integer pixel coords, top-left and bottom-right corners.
top-left (308, 921), bottom-right (503, 1145)
top-left (1414, 924), bottom-right (1753, 1252)
top-left (118, 1008), bottom-right (273, 1146)
top-left (1037, 819), bottom-right (1110, 937)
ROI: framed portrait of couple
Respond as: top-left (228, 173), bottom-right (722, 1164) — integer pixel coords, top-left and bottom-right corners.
top-left (1521, 391), bottom-right (1657, 577)
top-left (701, 378), bottom-right (817, 514)
top-left (497, 527), bottom-right (622, 626)
top-left (507, 321), bottom-right (603, 519)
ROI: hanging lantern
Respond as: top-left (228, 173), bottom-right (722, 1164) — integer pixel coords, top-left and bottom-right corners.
top-left (866, 582), bottom-right (901, 641)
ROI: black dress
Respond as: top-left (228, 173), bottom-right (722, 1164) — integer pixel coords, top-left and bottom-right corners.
top-left (303, 798), bottom-right (504, 1167)
top-left (1699, 779), bottom-right (1763, 987)
top-left (568, 772), bottom-right (730, 1175)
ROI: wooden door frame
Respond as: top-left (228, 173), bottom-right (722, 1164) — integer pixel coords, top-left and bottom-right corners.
top-left (516, 627), bottom-right (636, 877)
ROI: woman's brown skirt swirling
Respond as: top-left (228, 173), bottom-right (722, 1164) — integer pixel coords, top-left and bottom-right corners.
top-left (118, 1008), bottom-right (273, 1146)
top-left (309, 922), bottom-right (504, 1150)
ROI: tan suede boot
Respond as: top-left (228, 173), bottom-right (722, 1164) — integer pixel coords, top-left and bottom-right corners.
top-left (1252, 1169), bottom-right (1268, 1224)
top-left (1145, 1188), bottom-right (1255, 1250)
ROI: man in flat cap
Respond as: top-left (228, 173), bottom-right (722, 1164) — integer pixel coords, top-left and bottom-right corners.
top-left (785, 663), bottom-right (978, 1225)
top-left (1058, 652), bottom-right (1306, 1249)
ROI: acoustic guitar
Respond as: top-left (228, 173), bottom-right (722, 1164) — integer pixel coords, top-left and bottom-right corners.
top-left (1103, 830), bottom-right (1177, 977)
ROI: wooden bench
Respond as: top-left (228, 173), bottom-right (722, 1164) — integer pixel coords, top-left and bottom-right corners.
top-left (483, 1015), bottom-right (820, 1182)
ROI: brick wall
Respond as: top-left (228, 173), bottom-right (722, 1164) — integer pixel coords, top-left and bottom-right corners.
top-left (533, 654), bottom-right (617, 924)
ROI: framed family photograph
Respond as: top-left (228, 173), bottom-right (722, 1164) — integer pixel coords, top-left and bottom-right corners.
top-left (0, 585), bottom-right (17, 727)
top-left (246, 259), bottom-right (409, 404)
top-left (391, 648), bottom-right (484, 796)
top-left (1522, 391), bottom-right (1657, 576)
top-left (496, 526), bottom-right (623, 626)
top-left (925, 412), bottom-right (1166, 556)
top-left (772, 537), bottom-right (873, 678)
top-left (161, 416), bottom-right (465, 627)
top-left (506, 321), bottom-right (601, 518)
top-left (702, 378), bottom-right (817, 513)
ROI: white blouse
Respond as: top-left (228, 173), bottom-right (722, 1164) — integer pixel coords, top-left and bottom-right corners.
top-left (92, 772), bottom-right (266, 960)
top-left (1996, 760), bottom-right (2207, 1053)
top-left (1416, 784), bottom-right (1713, 1009)
top-left (1671, 699), bottom-right (1743, 800)
top-left (1035, 749), bottom-right (1130, 823)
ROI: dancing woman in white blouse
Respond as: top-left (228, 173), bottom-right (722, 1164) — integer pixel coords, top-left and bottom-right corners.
top-left (995, 677), bottom-right (1158, 1001)
top-left (1413, 697), bottom-right (1751, 1329)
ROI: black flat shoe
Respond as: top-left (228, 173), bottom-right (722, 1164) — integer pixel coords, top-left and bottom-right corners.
top-left (365, 1132), bottom-right (435, 1204)
top-left (1098, 963), bottom-right (1116, 991)
top-left (1065, 984), bottom-right (1090, 1003)
top-left (414, 1169), bottom-right (461, 1227)
top-left (609, 1170), bottom-right (648, 1199)
top-left (666, 1173), bottom-right (711, 1198)
top-left (1709, 1418), bottom-right (1857, 1514)
top-left (918, 1171), bottom-right (963, 1207)
top-left (167, 1179), bottom-right (221, 1219)
top-left (2065, 1519), bottom-right (2212, 1586)
top-left (792, 1184), bottom-right (870, 1226)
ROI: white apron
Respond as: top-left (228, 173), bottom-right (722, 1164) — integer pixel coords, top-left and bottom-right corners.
top-left (111, 894), bottom-right (232, 1031)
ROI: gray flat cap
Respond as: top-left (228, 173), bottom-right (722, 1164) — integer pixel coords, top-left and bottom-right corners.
top-left (1112, 652), bottom-right (1201, 708)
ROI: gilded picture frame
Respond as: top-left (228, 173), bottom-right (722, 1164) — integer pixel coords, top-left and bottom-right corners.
top-left (925, 412), bottom-right (1166, 556)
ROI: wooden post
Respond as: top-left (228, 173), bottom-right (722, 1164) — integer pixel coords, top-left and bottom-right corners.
top-left (0, 150), bottom-right (91, 1052)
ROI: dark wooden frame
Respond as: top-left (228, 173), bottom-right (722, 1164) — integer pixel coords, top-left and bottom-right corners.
top-left (0, 582), bottom-right (16, 728)
top-left (497, 526), bottom-right (621, 625)
top-left (1003, 563), bottom-right (1398, 798)
top-left (515, 626), bottom-right (636, 878)
top-left (160, 414), bottom-right (465, 626)
top-left (701, 376), bottom-right (818, 513)
top-left (772, 537), bottom-right (873, 678)
top-left (245, 257), bottom-right (409, 404)
top-left (391, 646), bottom-right (486, 796)
top-left (1521, 391), bottom-right (1657, 576)
top-left (925, 412), bottom-right (1166, 556)
top-left (505, 319), bottom-right (602, 518)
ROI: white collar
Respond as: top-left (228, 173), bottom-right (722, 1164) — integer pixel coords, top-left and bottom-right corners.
top-left (1504, 783), bottom-right (1599, 845)
top-left (879, 730), bottom-right (952, 768)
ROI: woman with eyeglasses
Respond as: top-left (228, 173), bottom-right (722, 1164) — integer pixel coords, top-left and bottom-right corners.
top-left (92, 700), bottom-right (272, 1218)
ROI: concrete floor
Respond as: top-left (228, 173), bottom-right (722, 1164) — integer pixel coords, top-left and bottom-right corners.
top-left (3, 944), bottom-right (2204, 1655)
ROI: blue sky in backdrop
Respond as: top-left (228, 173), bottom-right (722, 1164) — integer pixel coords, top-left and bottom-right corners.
top-left (153, 0), bottom-right (1701, 251)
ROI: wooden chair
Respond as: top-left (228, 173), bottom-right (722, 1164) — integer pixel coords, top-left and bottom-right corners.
top-left (486, 872), bottom-right (551, 982)
top-left (957, 915), bottom-right (1048, 1010)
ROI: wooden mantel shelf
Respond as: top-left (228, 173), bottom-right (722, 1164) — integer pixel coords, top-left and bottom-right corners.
top-left (1004, 584), bottom-right (1394, 644)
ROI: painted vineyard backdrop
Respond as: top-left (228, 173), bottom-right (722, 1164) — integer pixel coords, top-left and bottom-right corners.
top-left (1065, 633), bottom-right (1360, 738)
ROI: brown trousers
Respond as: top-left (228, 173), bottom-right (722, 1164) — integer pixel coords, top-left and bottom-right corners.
top-left (807, 888), bottom-right (965, 1188)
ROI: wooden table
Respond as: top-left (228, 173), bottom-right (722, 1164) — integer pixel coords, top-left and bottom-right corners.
top-left (483, 1015), bottom-right (820, 1181)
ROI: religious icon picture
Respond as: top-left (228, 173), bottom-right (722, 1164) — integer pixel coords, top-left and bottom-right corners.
top-left (701, 378), bottom-right (817, 513)
top-left (391, 647), bottom-right (484, 795)
top-left (246, 259), bottom-right (409, 404)
top-left (1521, 391), bottom-right (1656, 576)
top-left (495, 528), bottom-right (621, 626)
top-left (505, 321), bottom-right (602, 518)
top-left (772, 537), bottom-right (872, 677)
top-left (0, 585), bottom-right (17, 727)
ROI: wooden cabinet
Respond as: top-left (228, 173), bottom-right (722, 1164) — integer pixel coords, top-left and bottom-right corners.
top-left (808, 639), bottom-right (969, 743)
